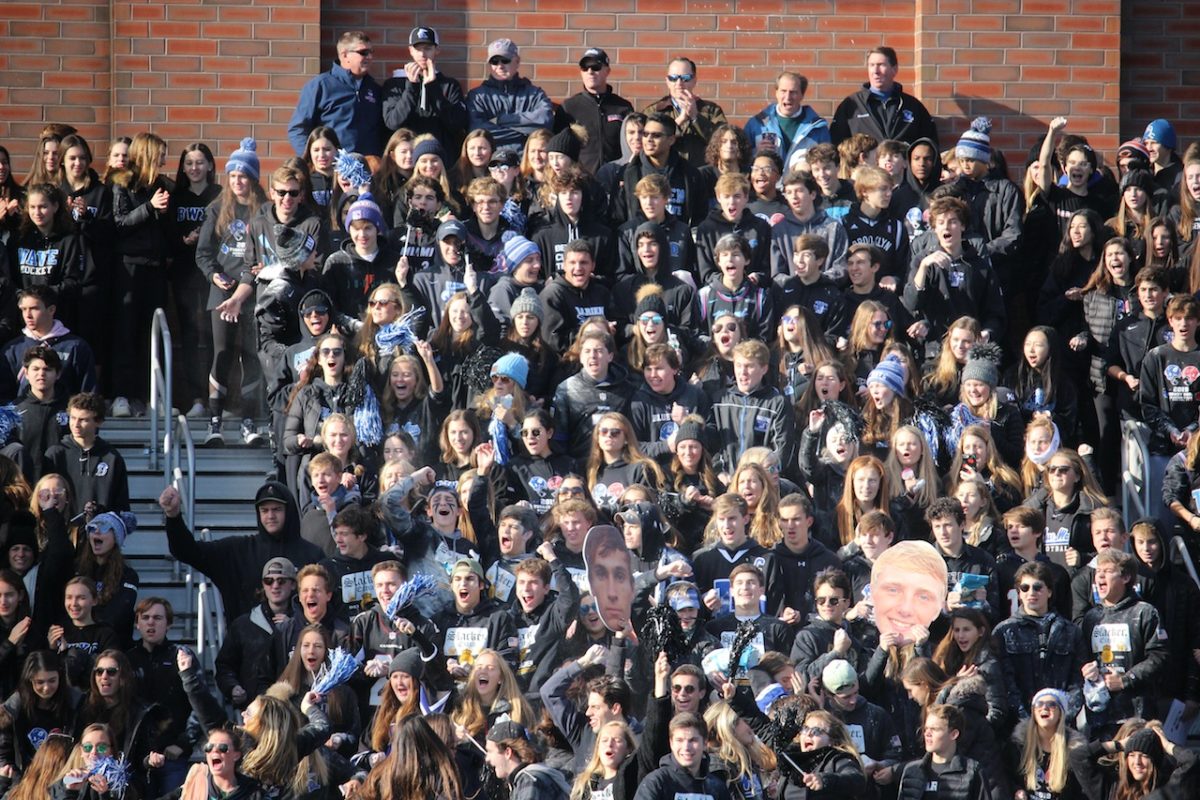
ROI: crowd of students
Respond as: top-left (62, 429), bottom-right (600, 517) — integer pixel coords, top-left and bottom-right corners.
top-left (1, 28), bottom-right (1200, 800)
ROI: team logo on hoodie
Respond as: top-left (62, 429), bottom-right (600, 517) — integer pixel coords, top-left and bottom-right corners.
top-left (95, 462), bottom-right (109, 477)
top-left (56, 412), bottom-right (69, 426)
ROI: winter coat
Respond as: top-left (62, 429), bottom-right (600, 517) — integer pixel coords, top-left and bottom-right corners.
top-left (769, 207), bottom-right (850, 283)
top-left (616, 214), bottom-right (696, 283)
top-left (214, 601), bottom-right (285, 704)
top-left (993, 610), bottom-right (1084, 719)
top-left (1077, 594), bottom-right (1168, 729)
top-left (776, 745), bottom-right (866, 800)
top-left (380, 71), bottom-right (467, 152)
top-left (897, 753), bottom-right (992, 800)
top-left (320, 238), bottom-right (402, 325)
top-left (287, 62), bottom-right (383, 156)
top-left (936, 674), bottom-right (1010, 799)
top-left (745, 103), bottom-right (830, 171)
top-left (708, 382), bottom-right (795, 475)
top-left (831, 83), bottom-right (939, 150)
top-left (902, 242), bottom-right (1005, 344)
top-left (551, 363), bottom-right (633, 461)
top-left (111, 175), bottom-right (175, 263)
top-left (562, 87), bottom-right (637, 174)
top-left (466, 75), bottom-right (555, 149)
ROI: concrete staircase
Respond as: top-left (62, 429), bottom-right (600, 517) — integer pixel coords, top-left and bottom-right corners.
top-left (102, 416), bottom-right (275, 651)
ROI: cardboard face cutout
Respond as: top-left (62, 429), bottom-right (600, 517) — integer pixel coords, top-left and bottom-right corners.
top-left (868, 540), bottom-right (948, 644)
top-left (584, 525), bottom-right (634, 633)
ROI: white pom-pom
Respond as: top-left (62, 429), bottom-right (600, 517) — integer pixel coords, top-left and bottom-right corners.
top-left (970, 117), bottom-right (992, 135)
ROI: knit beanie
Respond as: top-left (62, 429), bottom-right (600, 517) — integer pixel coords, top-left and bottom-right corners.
top-left (411, 138), bottom-right (446, 164)
top-left (388, 647), bottom-right (425, 680)
top-left (1142, 119), bottom-right (1177, 151)
top-left (1120, 168), bottom-right (1155, 196)
top-left (299, 289), bottom-right (332, 315)
top-left (1118, 138), bottom-right (1151, 164)
top-left (3, 511), bottom-right (38, 559)
top-left (509, 287), bottom-right (544, 322)
top-left (274, 225), bottom-right (318, 269)
top-left (225, 137), bottom-right (260, 180)
top-left (501, 235), bottom-right (540, 273)
top-left (87, 511), bottom-right (138, 548)
top-left (1031, 687), bottom-right (1070, 713)
top-left (345, 191), bottom-right (386, 232)
top-left (961, 343), bottom-right (1002, 388)
top-left (634, 284), bottom-right (667, 318)
top-left (491, 352), bottom-right (529, 389)
top-left (955, 117), bottom-right (992, 163)
top-left (547, 127), bottom-right (581, 162)
top-left (1124, 728), bottom-right (1164, 763)
top-left (866, 355), bottom-right (907, 397)
top-left (674, 418), bottom-right (705, 447)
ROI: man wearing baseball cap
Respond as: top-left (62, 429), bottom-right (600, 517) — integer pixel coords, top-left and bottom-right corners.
top-left (431, 558), bottom-right (519, 686)
top-left (562, 48), bottom-right (634, 175)
top-left (213, 557), bottom-right (297, 708)
top-left (382, 26), bottom-right (468, 155)
top-left (820, 659), bottom-right (903, 784)
top-left (467, 39), bottom-right (554, 149)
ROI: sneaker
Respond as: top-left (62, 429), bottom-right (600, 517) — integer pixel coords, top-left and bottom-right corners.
top-left (205, 417), bottom-right (224, 446)
top-left (111, 397), bottom-right (132, 418)
top-left (241, 419), bottom-right (264, 447)
top-left (186, 401), bottom-right (207, 418)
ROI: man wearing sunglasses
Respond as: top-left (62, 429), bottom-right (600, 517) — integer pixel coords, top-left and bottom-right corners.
top-left (992, 560), bottom-right (1084, 720)
top-left (466, 39), bottom-right (554, 149)
top-left (288, 30), bottom-right (384, 157)
top-left (642, 57), bottom-right (727, 166)
top-left (561, 48), bottom-right (634, 175)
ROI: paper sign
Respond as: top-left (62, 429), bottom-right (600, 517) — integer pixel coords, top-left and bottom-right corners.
top-left (444, 627), bottom-right (488, 661)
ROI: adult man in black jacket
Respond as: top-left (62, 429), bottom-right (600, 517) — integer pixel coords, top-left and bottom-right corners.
top-left (381, 27), bottom-right (468, 154)
top-left (561, 48), bottom-right (634, 175)
top-left (830, 46), bottom-right (939, 150)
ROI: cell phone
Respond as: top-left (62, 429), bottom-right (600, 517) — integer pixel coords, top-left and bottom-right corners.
top-left (964, 455), bottom-right (977, 470)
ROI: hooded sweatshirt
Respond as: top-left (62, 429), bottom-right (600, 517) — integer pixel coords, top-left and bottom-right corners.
top-left (165, 481), bottom-right (324, 621)
top-left (1, 320), bottom-right (97, 402)
top-left (321, 236), bottom-right (403, 327)
top-left (694, 206), bottom-right (773, 284)
top-left (44, 434), bottom-right (129, 518)
top-left (634, 753), bottom-right (733, 800)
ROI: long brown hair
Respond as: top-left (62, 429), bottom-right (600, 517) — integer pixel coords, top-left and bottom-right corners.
top-left (835, 455), bottom-right (889, 545)
top-left (82, 650), bottom-right (136, 744)
top-left (361, 716), bottom-right (464, 800)
top-left (215, 165), bottom-right (267, 238)
top-left (10, 732), bottom-right (72, 800)
top-left (585, 412), bottom-right (665, 491)
top-left (369, 671), bottom-right (422, 752)
top-left (932, 608), bottom-right (993, 676)
top-left (277, 624), bottom-right (352, 730)
top-left (428, 291), bottom-right (477, 355)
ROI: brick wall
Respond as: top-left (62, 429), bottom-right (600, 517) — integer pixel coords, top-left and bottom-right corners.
top-left (0, 1), bottom-right (1190, 178)
top-left (1120, 0), bottom-right (1200, 147)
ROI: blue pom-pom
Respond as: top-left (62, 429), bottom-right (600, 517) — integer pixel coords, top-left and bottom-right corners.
top-left (353, 384), bottom-right (383, 448)
top-left (87, 756), bottom-right (132, 796)
top-left (385, 573), bottom-right (439, 618)
top-left (374, 308), bottom-right (425, 355)
top-left (240, 137), bottom-right (257, 152)
top-left (489, 416), bottom-right (511, 466)
top-left (334, 149), bottom-right (372, 188)
top-left (311, 647), bottom-right (360, 695)
top-left (0, 405), bottom-right (22, 446)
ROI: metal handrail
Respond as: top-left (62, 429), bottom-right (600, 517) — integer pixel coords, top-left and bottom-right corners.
top-left (170, 414), bottom-right (196, 529)
top-left (149, 309), bottom-right (173, 476)
top-left (1120, 419), bottom-right (1151, 528)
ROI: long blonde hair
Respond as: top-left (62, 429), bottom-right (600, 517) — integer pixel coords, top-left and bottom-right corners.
top-left (704, 701), bottom-right (777, 782)
top-left (570, 720), bottom-right (637, 800)
top-left (242, 687), bottom-right (327, 795)
top-left (113, 132), bottom-right (168, 191)
top-left (449, 650), bottom-right (533, 740)
top-left (730, 461), bottom-right (782, 547)
top-left (1019, 712), bottom-right (1071, 794)
top-left (922, 316), bottom-right (979, 399)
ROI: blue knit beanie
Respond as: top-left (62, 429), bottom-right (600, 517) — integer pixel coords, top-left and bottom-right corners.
top-left (956, 117), bottom-right (992, 163)
top-left (491, 352), bottom-right (529, 389)
top-left (225, 137), bottom-right (260, 180)
top-left (501, 235), bottom-right (540, 273)
top-left (345, 191), bottom-right (386, 233)
top-left (867, 355), bottom-right (907, 397)
top-left (1142, 119), bottom-right (1177, 151)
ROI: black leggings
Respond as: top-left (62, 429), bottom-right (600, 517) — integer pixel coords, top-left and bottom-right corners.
top-left (208, 308), bottom-right (261, 416)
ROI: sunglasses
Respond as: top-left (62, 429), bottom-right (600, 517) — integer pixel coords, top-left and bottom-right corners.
top-left (349, 48), bottom-right (373, 57)
top-left (814, 596), bottom-right (844, 606)
top-left (580, 603), bottom-right (597, 615)
top-left (582, 64), bottom-right (604, 73)
top-left (712, 323), bottom-right (738, 333)
top-left (1018, 582), bottom-right (1046, 593)
top-left (204, 742), bottom-right (232, 754)
top-left (666, 73), bottom-right (694, 82)
top-left (521, 428), bottom-right (544, 438)
top-left (598, 427), bottom-right (623, 437)
top-left (801, 726), bottom-right (829, 737)
top-left (781, 315), bottom-right (798, 325)
top-left (1032, 700), bottom-right (1061, 710)
top-left (1046, 465), bottom-right (1072, 475)
top-left (273, 188), bottom-right (301, 198)
top-left (81, 743), bottom-right (110, 754)
top-left (369, 298), bottom-right (398, 308)
top-left (639, 313), bottom-right (664, 325)
top-left (870, 320), bottom-right (893, 330)
top-left (671, 684), bottom-right (698, 694)
top-left (93, 667), bottom-right (118, 677)
top-left (750, 165), bottom-right (775, 175)
top-left (263, 577), bottom-right (292, 587)
top-left (319, 347), bottom-right (344, 357)
top-left (489, 164), bottom-right (513, 172)
top-left (642, 131), bottom-right (667, 140)
top-left (492, 374), bottom-right (513, 383)
top-left (558, 486), bottom-right (585, 496)
top-left (303, 305), bottom-right (330, 316)
top-left (489, 56), bottom-right (512, 65)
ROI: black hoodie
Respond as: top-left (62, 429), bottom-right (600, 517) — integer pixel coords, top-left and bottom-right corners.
top-left (165, 481), bottom-right (323, 621)
top-left (531, 203), bottom-right (614, 283)
top-left (615, 213), bottom-right (696, 283)
top-left (44, 434), bottom-right (129, 518)
top-left (320, 237), bottom-right (403, 326)
top-left (694, 206), bottom-right (773, 285)
top-left (611, 220), bottom-right (700, 339)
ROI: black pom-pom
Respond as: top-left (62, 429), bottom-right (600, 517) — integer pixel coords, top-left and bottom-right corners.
top-left (727, 619), bottom-right (758, 680)
top-left (463, 345), bottom-right (504, 393)
top-left (640, 605), bottom-right (688, 666)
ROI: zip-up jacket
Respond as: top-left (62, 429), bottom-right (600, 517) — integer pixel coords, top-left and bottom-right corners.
top-left (830, 83), bottom-right (939, 150)
top-left (708, 383), bottom-right (795, 475)
top-left (745, 103), bottom-right (830, 169)
top-left (381, 71), bottom-right (467, 151)
top-left (466, 75), bottom-right (554, 149)
top-left (769, 208), bottom-right (849, 282)
top-left (1077, 593), bottom-right (1168, 728)
top-left (288, 62), bottom-right (384, 156)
